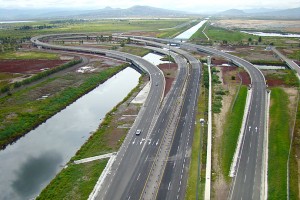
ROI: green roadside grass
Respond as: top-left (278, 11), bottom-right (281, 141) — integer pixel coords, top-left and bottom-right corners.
top-left (120, 46), bottom-right (150, 57)
top-left (0, 51), bottom-right (59, 60)
top-left (191, 25), bottom-right (251, 43)
top-left (288, 50), bottom-right (300, 61)
top-left (221, 86), bottom-right (247, 179)
top-left (0, 64), bottom-right (127, 149)
top-left (37, 159), bottom-right (108, 200)
top-left (268, 88), bottom-right (291, 199)
top-left (186, 65), bottom-right (208, 200)
top-left (290, 91), bottom-right (300, 200)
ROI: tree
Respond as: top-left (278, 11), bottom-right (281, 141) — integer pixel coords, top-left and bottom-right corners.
top-left (248, 38), bottom-right (252, 42)
top-left (258, 36), bottom-right (262, 43)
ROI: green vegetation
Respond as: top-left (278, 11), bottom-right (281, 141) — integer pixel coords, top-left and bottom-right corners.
top-left (0, 19), bottom-right (190, 40)
top-left (288, 49), bottom-right (300, 61)
top-left (0, 51), bottom-right (59, 60)
top-left (221, 86), bottom-right (247, 179)
top-left (161, 55), bottom-right (175, 63)
top-left (37, 159), bottom-right (108, 200)
top-left (265, 70), bottom-right (299, 87)
top-left (0, 64), bottom-right (127, 149)
top-left (251, 60), bottom-right (287, 66)
top-left (190, 25), bottom-right (251, 44)
top-left (157, 20), bottom-right (198, 38)
top-left (119, 46), bottom-right (150, 57)
top-left (268, 88), bottom-right (290, 199)
top-left (186, 65), bottom-right (208, 200)
top-left (211, 67), bottom-right (225, 113)
top-left (290, 95), bottom-right (300, 200)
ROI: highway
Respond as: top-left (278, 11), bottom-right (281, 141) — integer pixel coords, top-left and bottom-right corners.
top-left (31, 34), bottom-right (199, 199)
top-left (98, 48), bottom-right (189, 200)
top-left (125, 35), bottom-right (267, 200)
top-left (32, 33), bottom-right (266, 200)
top-left (181, 43), bottom-right (267, 200)
top-left (118, 39), bottom-right (202, 199)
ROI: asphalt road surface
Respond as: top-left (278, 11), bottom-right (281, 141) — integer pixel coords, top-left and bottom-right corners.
top-left (126, 35), bottom-right (267, 200)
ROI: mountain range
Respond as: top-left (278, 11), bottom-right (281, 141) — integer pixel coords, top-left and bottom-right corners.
top-left (0, 5), bottom-right (299, 20)
top-left (217, 7), bottom-right (300, 19)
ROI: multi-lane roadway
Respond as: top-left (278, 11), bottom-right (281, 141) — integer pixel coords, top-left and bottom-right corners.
top-left (126, 35), bottom-right (267, 200)
top-left (32, 33), bottom-right (267, 200)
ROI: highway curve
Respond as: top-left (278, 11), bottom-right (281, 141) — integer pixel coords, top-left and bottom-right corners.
top-left (126, 35), bottom-right (267, 200)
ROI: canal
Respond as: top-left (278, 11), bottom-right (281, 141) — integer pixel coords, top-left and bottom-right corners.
top-left (0, 67), bottom-right (140, 200)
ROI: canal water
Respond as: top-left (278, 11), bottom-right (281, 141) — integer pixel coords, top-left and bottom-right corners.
top-left (0, 67), bottom-right (140, 200)
top-left (241, 31), bottom-right (300, 38)
top-left (175, 20), bottom-right (208, 40)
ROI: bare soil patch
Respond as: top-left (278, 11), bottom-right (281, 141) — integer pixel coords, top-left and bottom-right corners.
top-left (0, 60), bottom-right (67, 74)
top-left (214, 19), bottom-right (300, 33)
top-left (212, 67), bottom-right (241, 199)
top-left (158, 63), bottom-right (178, 96)
top-left (220, 66), bottom-right (251, 85)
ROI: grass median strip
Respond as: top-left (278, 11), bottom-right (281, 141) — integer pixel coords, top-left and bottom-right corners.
top-left (221, 86), bottom-right (247, 179)
top-left (186, 66), bottom-right (208, 200)
top-left (268, 87), bottom-right (290, 199)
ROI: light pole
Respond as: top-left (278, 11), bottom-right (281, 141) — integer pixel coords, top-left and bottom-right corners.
top-left (168, 37), bottom-right (171, 70)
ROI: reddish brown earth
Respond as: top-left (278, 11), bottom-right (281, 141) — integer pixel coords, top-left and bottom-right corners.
top-left (0, 60), bottom-right (67, 74)
top-left (238, 71), bottom-right (251, 85)
top-left (158, 63), bottom-right (178, 96)
top-left (265, 79), bottom-right (284, 86)
top-left (212, 58), bottom-right (229, 65)
top-left (221, 66), bottom-right (251, 85)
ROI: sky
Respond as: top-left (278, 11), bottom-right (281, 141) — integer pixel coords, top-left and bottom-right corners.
top-left (0, 0), bottom-right (299, 13)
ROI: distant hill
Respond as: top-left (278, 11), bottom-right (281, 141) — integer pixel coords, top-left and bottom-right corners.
top-left (217, 9), bottom-right (246, 16)
top-left (216, 7), bottom-right (300, 19)
top-left (0, 6), bottom-right (189, 20)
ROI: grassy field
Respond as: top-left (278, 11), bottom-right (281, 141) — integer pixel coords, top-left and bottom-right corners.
top-left (221, 86), bottom-right (247, 178)
top-left (268, 88), bottom-right (290, 199)
top-left (190, 23), bottom-right (299, 47)
top-left (290, 95), bottom-right (300, 200)
top-left (191, 25), bottom-right (251, 44)
top-left (0, 19), bottom-right (191, 39)
top-left (288, 49), bottom-right (300, 61)
top-left (0, 64), bottom-right (126, 149)
top-left (0, 51), bottom-right (59, 60)
top-left (265, 69), bottom-right (299, 87)
top-left (185, 70), bottom-right (208, 200)
top-left (119, 46), bottom-right (150, 57)
top-left (37, 159), bottom-right (108, 200)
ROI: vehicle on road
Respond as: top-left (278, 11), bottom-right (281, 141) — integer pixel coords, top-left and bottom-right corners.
top-left (135, 129), bottom-right (142, 135)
